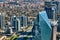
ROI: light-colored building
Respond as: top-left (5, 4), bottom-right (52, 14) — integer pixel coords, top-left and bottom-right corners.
top-left (11, 16), bottom-right (22, 32)
top-left (0, 13), bottom-right (5, 29)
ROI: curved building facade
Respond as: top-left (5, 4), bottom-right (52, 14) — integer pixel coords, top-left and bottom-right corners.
top-left (32, 11), bottom-right (52, 40)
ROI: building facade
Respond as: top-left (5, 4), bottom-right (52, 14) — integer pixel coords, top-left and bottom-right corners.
top-left (32, 11), bottom-right (52, 40)
top-left (11, 16), bottom-right (20, 32)
top-left (19, 15), bottom-right (28, 27)
top-left (0, 13), bottom-right (4, 29)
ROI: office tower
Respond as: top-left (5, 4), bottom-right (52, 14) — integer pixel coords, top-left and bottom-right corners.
top-left (52, 1), bottom-right (59, 16)
top-left (45, 6), bottom-right (54, 19)
top-left (11, 16), bottom-right (16, 27)
top-left (5, 23), bottom-right (10, 34)
top-left (5, 22), bottom-right (13, 34)
top-left (45, 1), bottom-right (54, 19)
top-left (32, 11), bottom-right (52, 40)
top-left (17, 19), bottom-right (21, 31)
top-left (11, 16), bottom-right (20, 32)
top-left (57, 18), bottom-right (60, 32)
top-left (56, 17), bottom-right (60, 40)
top-left (45, 1), bottom-right (59, 19)
top-left (19, 15), bottom-right (28, 27)
top-left (0, 13), bottom-right (4, 29)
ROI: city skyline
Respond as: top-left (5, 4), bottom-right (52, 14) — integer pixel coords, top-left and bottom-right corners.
top-left (0, 0), bottom-right (60, 40)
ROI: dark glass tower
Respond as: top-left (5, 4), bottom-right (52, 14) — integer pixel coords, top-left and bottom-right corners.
top-left (45, 6), bottom-right (53, 19)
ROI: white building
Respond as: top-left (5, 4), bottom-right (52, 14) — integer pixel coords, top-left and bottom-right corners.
top-left (0, 13), bottom-right (5, 29)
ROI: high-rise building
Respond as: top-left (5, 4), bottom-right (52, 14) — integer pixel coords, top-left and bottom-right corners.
top-left (45, 1), bottom-right (59, 19)
top-left (11, 16), bottom-right (16, 27)
top-left (5, 23), bottom-right (10, 34)
top-left (19, 15), bottom-right (28, 27)
top-left (0, 13), bottom-right (4, 29)
top-left (57, 18), bottom-right (60, 32)
top-left (17, 19), bottom-right (21, 31)
top-left (11, 16), bottom-right (21, 32)
top-left (32, 11), bottom-right (52, 40)
top-left (45, 6), bottom-right (54, 19)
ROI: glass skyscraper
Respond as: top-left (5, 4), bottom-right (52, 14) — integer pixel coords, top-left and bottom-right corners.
top-left (5, 23), bottom-right (10, 34)
top-left (19, 15), bottom-right (28, 27)
top-left (45, 6), bottom-right (53, 19)
top-left (45, 1), bottom-right (59, 19)
top-left (0, 13), bottom-right (4, 29)
top-left (11, 16), bottom-right (19, 32)
top-left (32, 11), bottom-right (52, 40)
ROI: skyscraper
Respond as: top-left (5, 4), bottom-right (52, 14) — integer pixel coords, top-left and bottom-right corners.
top-left (17, 19), bottom-right (21, 31)
top-left (5, 23), bottom-right (10, 34)
top-left (57, 17), bottom-right (60, 32)
top-left (11, 16), bottom-right (21, 32)
top-left (45, 1), bottom-right (59, 19)
top-left (19, 15), bottom-right (28, 27)
top-left (0, 13), bottom-right (4, 29)
top-left (45, 6), bottom-right (54, 19)
top-left (32, 11), bottom-right (52, 40)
